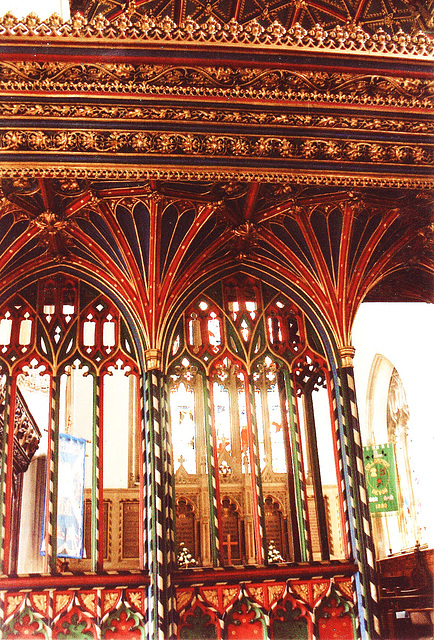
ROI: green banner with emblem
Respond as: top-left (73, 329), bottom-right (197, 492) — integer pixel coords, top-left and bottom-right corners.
top-left (363, 443), bottom-right (399, 514)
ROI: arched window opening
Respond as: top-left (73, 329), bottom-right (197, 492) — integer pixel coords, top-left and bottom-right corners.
top-left (265, 299), bottom-right (303, 357)
top-left (0, 276), bottom-right (142, 575)
top-left (293, 353), bottom-right (345, 561)
top-left (168, 278), bottom-right (346, 569)
top-left (186, 298), bottom-right (223, 361)
top-left (170, 362), bottom-right (198, 475)
top-left (365, 356), bottom-right (423, 558)
top-left (253, 357), bottom-right (286, 474)
top-left (169, 357), bottom-right (210, 566)
top-left (212, 357), bottom-right (250, 477)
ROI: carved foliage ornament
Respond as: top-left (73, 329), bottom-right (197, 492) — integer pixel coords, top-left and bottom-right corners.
top-left (1, 102), bottom-right (432, 136)
top-left (0, 129), bottom-right (431, 166)
top-left (0, 12), bottom-right (432, 58)
top-left (0, 165), bottom-right (432, 189)
top-left (0, 64), bottom-right (432, 109)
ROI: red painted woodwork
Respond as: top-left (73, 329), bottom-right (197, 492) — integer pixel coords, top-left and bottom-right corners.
top-left (317, 599), bottom-right (354, 640)
top-left (226, 602), bottom-right (265, 640)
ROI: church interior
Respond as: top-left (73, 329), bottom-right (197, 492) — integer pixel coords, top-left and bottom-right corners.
top-left (0, 0), bottom-right (433, 638)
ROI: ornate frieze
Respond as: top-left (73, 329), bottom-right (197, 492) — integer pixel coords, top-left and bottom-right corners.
top-left (0, 129), bottom-right (431, 166)
top-left (0, 63), bottom-right (432, 108)
top-left (1, 102), bottom-right (432, 135)
top-left (0, 165), bottom-right (432, 189)
top-left (0, 12), bottom-right (432, 59)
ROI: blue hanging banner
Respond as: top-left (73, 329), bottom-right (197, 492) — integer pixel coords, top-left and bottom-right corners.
top-left (41, 432), bottom-right (86, 558)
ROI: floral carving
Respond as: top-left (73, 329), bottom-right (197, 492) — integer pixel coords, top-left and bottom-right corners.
top-left (0, 129), bottom-right (431, 166)
top-left (0, 63), bottom-right (432, 109)
top-left (3, 606), bottom-right (49, 639)
top-left (0, 13), bottom-right (431, 59)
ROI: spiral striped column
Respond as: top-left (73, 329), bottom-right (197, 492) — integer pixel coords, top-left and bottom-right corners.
top-left (140, 373), bottom-right (151, 638)
top-left (331, 370), bottom-right (366, 640)
top-left (247, 374), bottom-right (266, 565)
top-left (329, 374), bottom-right (353, 560)
top-left (343, 366), bottom-right (380, 638)
top-left (0, 374), bottom-right (12, 572)
top-left (204, 376), bottom-right (221, 565)
top-left (93, 375), bottom-right (102, 572)
top-left (287, 374), bottom-right (312, 562)
top-left (145, 366), bottom-right (166, 640)
top-left (0, 588), bottom-right (5, 627)
top-left (330, 347), bottom-right (380, 640)
top-left (161, 376), bottom-right (177, 640)
top-left (47, 374), bottom-right (60, 573)
top-left (139, 376), bottom-right (148, 573)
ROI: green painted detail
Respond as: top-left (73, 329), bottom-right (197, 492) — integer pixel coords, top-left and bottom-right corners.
top-left (364, 444), bottom-right (399, 514)
top-left (225, 593), bottom-right (267, 637)
top-left (180, 604), bottom-right (218, 640)
top-left (0, 375), bottom-right (11, 574)
top-left (102, 602), bottom-right (146, 639)
top-left (283, 369), bottom-right (308, 561)
top-left (3, 605), bottom-right (49, 639)
top-left (50, 374), bottom-right (61, 573)
top-left (91, 373), bottom-right (98, 572)
top-left (202, 373), bottom-right (219, 567)
top-left (272, 600), bottom-right (309, 640)
top-left (304, 317), bottom-right (325, 357)
top-left (57, 612), bottom-right (94, 639)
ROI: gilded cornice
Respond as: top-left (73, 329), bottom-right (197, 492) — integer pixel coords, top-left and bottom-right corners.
top-left (0, 165), bottom-right (432, 189)
top-left (0, 11), bottom-right (432, 59)
top-left (0, 63), bottom-right (432, 108)
top-left (0, 128), bottom-right (431, 167)
top-left (0, 103), bottom-right (432, 134)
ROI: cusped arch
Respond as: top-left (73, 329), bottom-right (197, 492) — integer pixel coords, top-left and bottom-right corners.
top-left (223, 590), bottom-right (268, 640)
top-left (269, 586), bottom-right (311, 640)
top-left (178, 597), bottom-right (222, 640)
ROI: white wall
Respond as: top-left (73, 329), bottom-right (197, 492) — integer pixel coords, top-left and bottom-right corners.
top-left (352, 302), bottom-right (434, 546)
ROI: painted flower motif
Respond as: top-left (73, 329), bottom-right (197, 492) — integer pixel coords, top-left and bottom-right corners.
top-left (104, 609), bottom-right (143, 639)
top-left (5, 612), bottom-right (47, 639)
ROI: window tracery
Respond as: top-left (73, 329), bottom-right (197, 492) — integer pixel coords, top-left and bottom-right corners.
top-left (168, 276), bottom-right (345, 568)
top-left (0, 275), bottom-right (142, 574)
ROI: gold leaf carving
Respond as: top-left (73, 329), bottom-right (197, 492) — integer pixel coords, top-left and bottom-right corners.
top-left (54, 593), bottom-right (72, 615)
top-left (247, 586), bottom-right (265, 606)
top-left (0, 129), bottom-right (431, 167)
top-left (268, 584), bottom-right (284, 605)
top-left (0, 14), bottom-right (431, 60)
top-left (103, 590), bottom-right (120, 614)
top-left (127, 590), bottom-right (142, 611)
top-left (6, 594), bottom-right (24, 617)
top-left (79, 592), bottom-right (95, 614)
top-left (292, 583), bottom-right (309, 603)
top-left (222, 587), bottom-right (239, 609)
top-left (313, 582), bottom-right (328, 602)
top-left (337, 580), bottom-right (354, 601)
top-left (0, 62), bottom-right (432, 109)
top-left (30, 594), bottom-right (47, 615)
top-left (1, 102), bottom-right (431, 136)
top-left (176, 589), bottom-right (193, 611)
top-left (202, 589), bottom-right (219, 609)
top-left (0, 165), bottom-right (431, 190)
